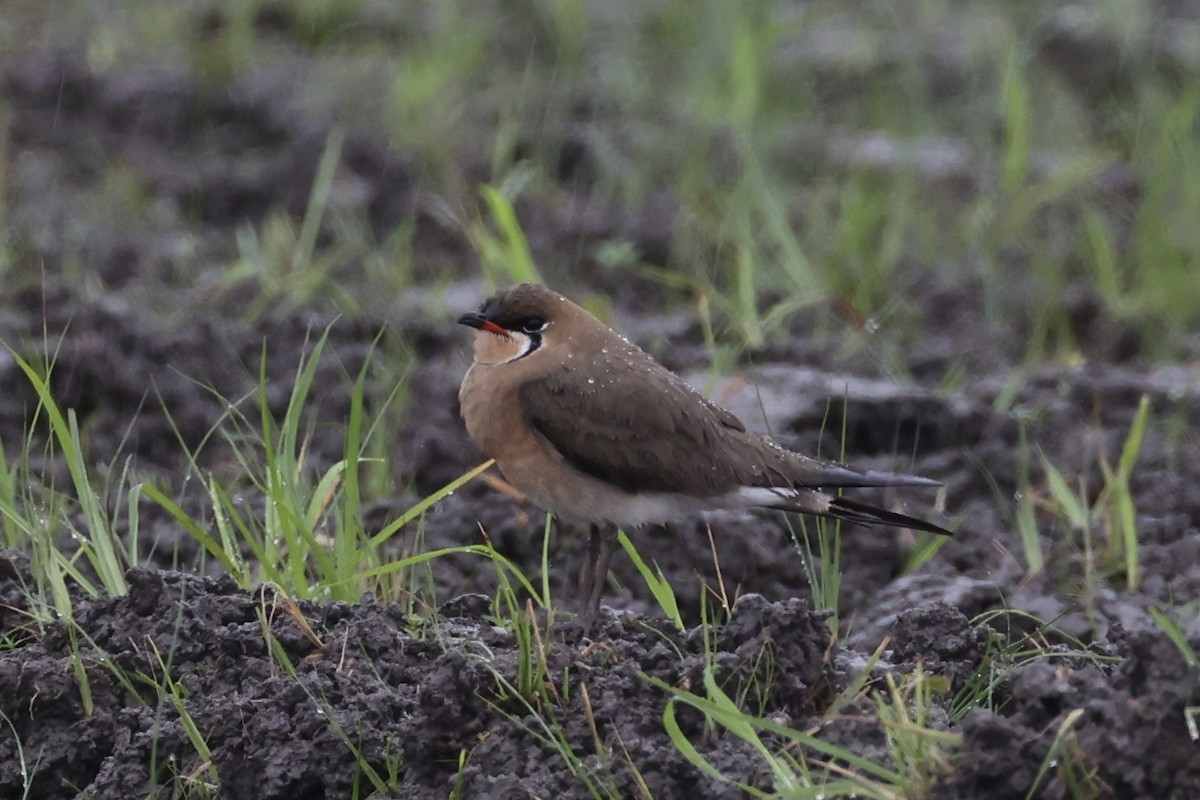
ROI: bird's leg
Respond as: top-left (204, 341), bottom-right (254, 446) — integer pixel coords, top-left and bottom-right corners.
top-left (573, 523), bottom-right (617, 619)
top-left (575, 523), bottom-right (600, 616)
top-left (583, 524), bottom-right (617, 617)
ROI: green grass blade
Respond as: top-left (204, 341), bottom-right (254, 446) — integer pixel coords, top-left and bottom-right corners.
top-left (473, 185), bottom-right (542, 284)
top-left (646, 672), bottom-right (906, 786)
top-left (1115, 394), bottom-right (1150, 589)
top-left (292, 128), bottom-right (344, 274)
top-left (360, 543), bottom-right (543, 602)
top-left (617, 530), bottom-right (683, 630)
top-left (140, 484), bottom-right (240, 577)
top-left (1039, 453), bottom-right (1088, 530)
top-left (1118, 396), bottom-right (1151, 480)
top-left (10, 349), bottom-right (128, 594)
top-left (369, 459), bottom-right (495, 548)
top-left (1015, 491), bottom-right (1044, 574)
top-left (661, 699), bottom-right (772, 798)
top-left (1148, 606), bottom-right (1198, 668)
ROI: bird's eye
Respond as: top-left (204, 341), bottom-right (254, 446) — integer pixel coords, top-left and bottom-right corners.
top-left (520, 316), bottom-right (547, 334)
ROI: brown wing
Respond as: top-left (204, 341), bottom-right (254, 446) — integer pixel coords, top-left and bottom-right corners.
top-left (518, 351), bottom-right (946, 498)
top-left (517, 357), bottom-right (751, 496)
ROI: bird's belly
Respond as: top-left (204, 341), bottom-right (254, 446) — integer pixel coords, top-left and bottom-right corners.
top-left (494, 447), bottom-right (692, 529)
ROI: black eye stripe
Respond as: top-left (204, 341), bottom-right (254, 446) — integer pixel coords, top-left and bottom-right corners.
top-left (482, 309), bottom-right (549, 333)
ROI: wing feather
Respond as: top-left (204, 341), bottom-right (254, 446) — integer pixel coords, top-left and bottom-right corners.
top-left (517, 351), bottom-right (945, 504)
top-left (518, 358), bottom-right (746, 495)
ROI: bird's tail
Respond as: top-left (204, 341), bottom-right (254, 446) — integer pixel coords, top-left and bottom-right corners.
top-left (756, 486), bottom-right (953, 536)
top-left (826, 495), bottom-right (952, 536)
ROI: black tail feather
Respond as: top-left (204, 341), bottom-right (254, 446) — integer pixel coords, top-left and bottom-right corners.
top-left (828, 495), bottom-right (953, 536)
top-left (807, 464), bottom-right (945, 489)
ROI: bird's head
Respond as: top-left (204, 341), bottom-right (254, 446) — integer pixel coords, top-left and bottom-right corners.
top-left (458, 282), bottom-right (570, 365)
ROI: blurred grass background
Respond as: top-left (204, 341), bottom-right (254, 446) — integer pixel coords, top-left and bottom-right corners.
top-left (1, 0), bottom-right (1197, 370)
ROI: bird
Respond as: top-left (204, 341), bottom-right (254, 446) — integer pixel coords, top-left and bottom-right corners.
top-left (457, 282), bottom-right (951, 618)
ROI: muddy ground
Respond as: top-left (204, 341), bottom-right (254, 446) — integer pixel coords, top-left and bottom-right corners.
top-left (2, 25), bottom-right (1199, 800)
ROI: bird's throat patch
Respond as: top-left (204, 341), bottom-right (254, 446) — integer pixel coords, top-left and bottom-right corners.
top-left (473, 329), bottom-right (537, 364)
